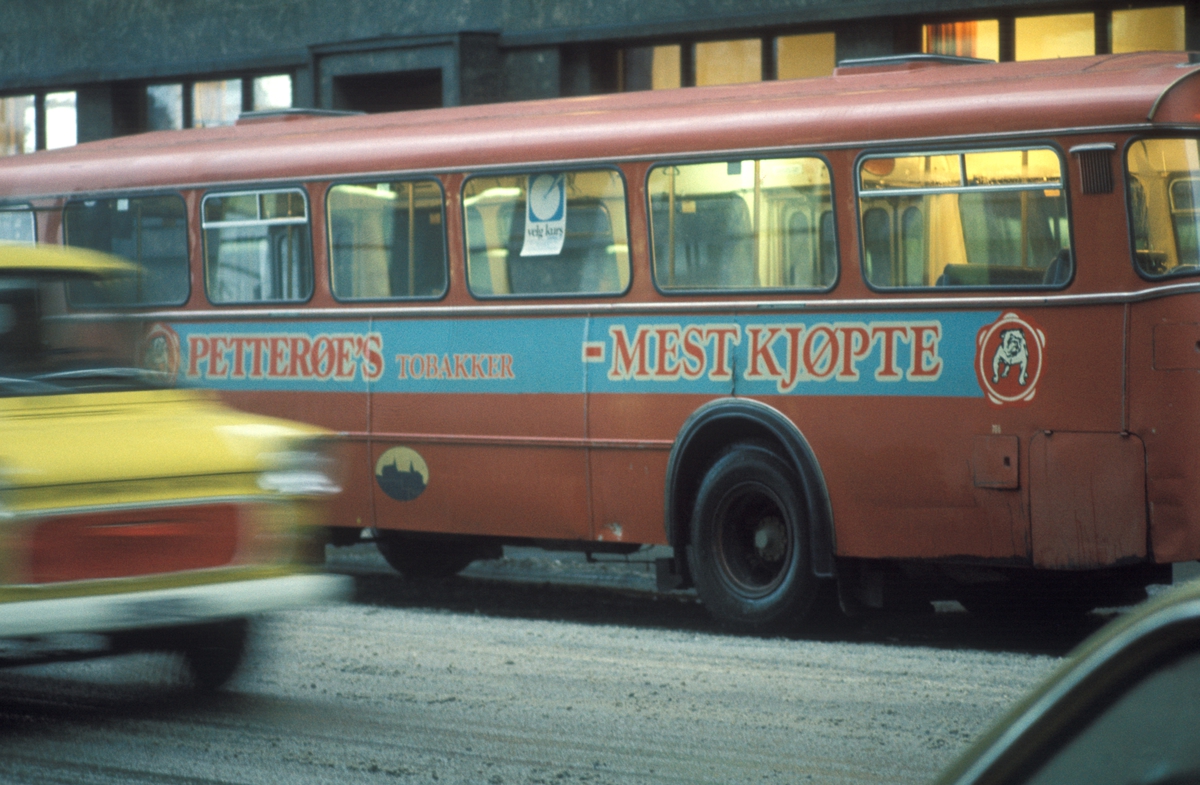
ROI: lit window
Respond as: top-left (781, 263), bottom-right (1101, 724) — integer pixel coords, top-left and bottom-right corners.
top-left (1127, 138), bottom-right (1200, 278)
top-left (695, 39), bottom-right (762, 86)
top-left (857, 148), bottom-right (1071, 288)
top-left (1113, 6), bottom-right (1185, 53)
top-left (652, 45), bottom-right (682, 90)
top-left (1015, 13), bottom-right (1095, 61)
top-left (45, 91), bottom-right (76, 150)
top-left (253, 75), bottom-right (293, 111)
top-left (193, 79), bottom-right (243, 128)
top-left (462, 170), bottom-right (629, 297)
top-left (922, 21), bottom-right (1000, 61)
top-left (328, 180), bottom-right (447, 300)
top-left (0, 95), bottom-right (36, 156)
top-left (777, 33), bottom-right (837, 79)
top-left (648, 157), bottom-right (836, 291)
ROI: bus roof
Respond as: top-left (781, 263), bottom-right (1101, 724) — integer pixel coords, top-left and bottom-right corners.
top-left (1, 51), bottom-right (1197, 198)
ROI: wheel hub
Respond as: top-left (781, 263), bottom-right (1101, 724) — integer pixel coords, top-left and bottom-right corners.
top-left (753, 516), bottom-right (787, 562)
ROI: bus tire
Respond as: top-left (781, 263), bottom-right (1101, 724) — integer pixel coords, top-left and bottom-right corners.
top-left (375, 532), bottom-right (479, 580)
top-left (689, 443), bottom-right (818, 632)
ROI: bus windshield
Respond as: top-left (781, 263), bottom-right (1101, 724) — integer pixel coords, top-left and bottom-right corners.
top-left (0, 273), bottom-right (154, 396)
top-left (1127, 138), bottom-right (1200, 278)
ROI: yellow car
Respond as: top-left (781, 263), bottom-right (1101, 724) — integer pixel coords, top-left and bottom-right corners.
top-left (0, 244), bottom-right (350, 689)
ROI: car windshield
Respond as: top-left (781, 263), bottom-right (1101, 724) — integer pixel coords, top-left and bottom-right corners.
top-left (0, 272), bottom-right (156, 395)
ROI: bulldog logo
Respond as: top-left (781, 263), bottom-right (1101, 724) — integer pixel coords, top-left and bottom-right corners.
top-left (138, 323), bottom-right (181, 385)
top-left (976, 313), bottom-right (1044, 406)
top-left (992, 328), bottom-right (1029, 386)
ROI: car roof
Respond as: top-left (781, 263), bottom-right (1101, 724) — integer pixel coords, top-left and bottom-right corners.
top-left (935, 577), bottom-right (1200, 785)
top-left (0, 243), bottom-right (134, 277)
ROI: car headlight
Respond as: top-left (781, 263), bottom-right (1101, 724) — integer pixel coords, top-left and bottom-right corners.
top-left (257, 442), bottom-right (342, 496)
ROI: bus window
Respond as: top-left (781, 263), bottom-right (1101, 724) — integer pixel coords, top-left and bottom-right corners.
top-left (647, 157), bottom-right (835, 291)
top-left (64, 194), bottom-right (189, 307)
top-left (0, 206), bottom-right (34, 244)
top-left (1126, 138), bottom-right (1200, 277)
top-left (202, 188), bottom-right (312, 304)
top-left (857, 147), bottom-right (1071, 288)
top-left (327, 180), bottom-right (447, 300)
top-left (461, 170), bottom-right (629, 298)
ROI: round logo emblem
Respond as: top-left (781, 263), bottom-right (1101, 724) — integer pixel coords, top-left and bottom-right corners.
top-left (375, 447), bottom-right (429, 502)
top-left (528, 174), bottom-right (565, 221)
top-left (975, 312), bottom-right (1045, 406)
top-left (139, 323), bottom-right (181, 385)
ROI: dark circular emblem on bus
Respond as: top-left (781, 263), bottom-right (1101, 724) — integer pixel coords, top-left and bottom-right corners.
top-left (375, 447), bottom-right (429, 502)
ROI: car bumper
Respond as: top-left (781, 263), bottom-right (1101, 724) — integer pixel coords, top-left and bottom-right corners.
top-left (0, 572), bottom-right (354, 637)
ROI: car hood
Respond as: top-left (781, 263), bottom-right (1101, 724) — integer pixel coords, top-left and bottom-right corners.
top-left (0, 388), bottom-right (327, 497)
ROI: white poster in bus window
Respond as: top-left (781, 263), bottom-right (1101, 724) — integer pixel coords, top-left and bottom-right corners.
top-left (521, 174), bottom-right (566, 257)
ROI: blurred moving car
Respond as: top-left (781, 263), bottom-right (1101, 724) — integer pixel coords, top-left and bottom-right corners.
top-left (0, 244), bottom-right (350, 689)
top-left (934, 578), bottom-right (1200, 785)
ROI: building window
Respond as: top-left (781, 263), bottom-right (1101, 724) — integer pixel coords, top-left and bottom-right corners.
top-left (147, 84), bottom-right (184, 131)
top-left (922, 21), bottom-right (1001, 61)
top-left (777, 33), bottom-right (837, 80)
top-left (146, 74), bottom-right (292, 131)
top-left (0, 95), bottom-right (36, 156)
top-left (1, 91), bottom-right (77, 156)
top-left (695, 39), bottom-right (763, 86)
top-left (623, 34), bottom-right (836, 91)
top-left (44, 91), bottom-right (77, 150)
top-left (1112, 6), bottom-right (1186, 53)
top-left (253, 74), bottom-right (293, 110)
top-left (193, 79), bottom-right (243, 128)
top-left (1015, 13), bottom-right (1096, 61)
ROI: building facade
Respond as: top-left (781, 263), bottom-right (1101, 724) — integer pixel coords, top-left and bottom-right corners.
top-left (1, 0), bottom-right (1196, 155)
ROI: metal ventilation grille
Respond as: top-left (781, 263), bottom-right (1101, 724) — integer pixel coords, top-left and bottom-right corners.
top-left (1072, 145), bottom-right (1115, 195)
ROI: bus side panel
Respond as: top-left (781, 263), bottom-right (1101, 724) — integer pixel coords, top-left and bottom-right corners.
top-left (1129, 295), bottom-right (1200, 563)
top-left (778, 396), bottom-right (1029, 561)
top-left (586, 392), bottom-right (700, 547)
top-left (370, 391), bottom-right (591, 540)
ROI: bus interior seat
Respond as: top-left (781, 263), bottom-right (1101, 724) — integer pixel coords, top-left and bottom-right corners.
top-left (652, 195), bottom-right (755, 288)
top-left (936, 263), bottom-right (1052, 287)
top-left (387, 206), bottom-right (446, 296)
top-left (505, 201), bottom-right (618, 295)
top-left (1041, 248), bottom-right (1072, 285)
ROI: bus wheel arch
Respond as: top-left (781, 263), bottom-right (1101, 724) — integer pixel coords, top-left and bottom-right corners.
top-left (665, 399), bottom-right (836, 603)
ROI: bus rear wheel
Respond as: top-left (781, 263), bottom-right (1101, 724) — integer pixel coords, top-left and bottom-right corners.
top-left (375, 532), bottom-right (487, 580)
top-left (688, 444), bottom-right (818, 633)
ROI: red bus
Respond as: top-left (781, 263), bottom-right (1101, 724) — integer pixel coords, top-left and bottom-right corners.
top-left (2, 51), bottom-right (1198, 630)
